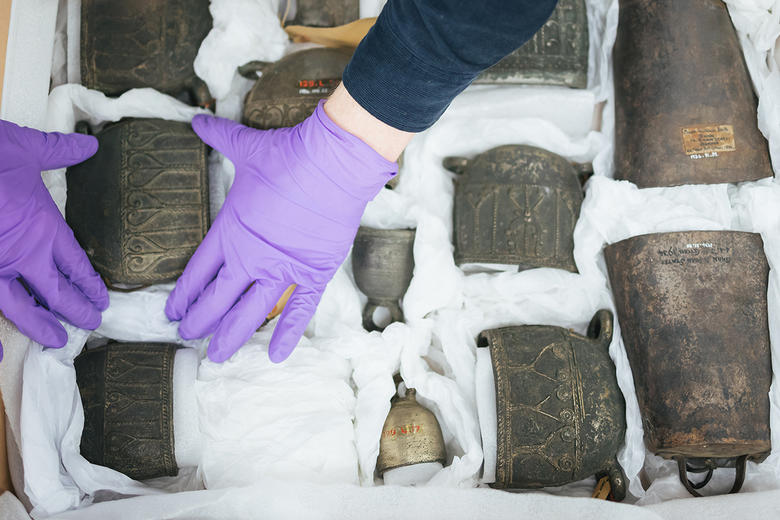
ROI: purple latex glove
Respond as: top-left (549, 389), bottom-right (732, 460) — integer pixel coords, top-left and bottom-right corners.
top-left (166, 101), bottom-right (396, 363)
top-left (0, 120), bottom-right (109, 360)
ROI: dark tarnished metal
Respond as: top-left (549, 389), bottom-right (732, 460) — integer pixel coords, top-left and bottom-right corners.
top-left (75, 342), bottom-right (178, 481)
top-left (613, 0), bottom-right (772, 188)
top-left (289, 0), bottom-right (359, 27)
top-left (242, 48), bottom-right (351, 129)
top-left (478, 310), bottom-right (626, 500)
top-left (66, 119), bottom-right (209, 287)
top-left (604, 231), bottom-right (771, 496)
top-left (81, 0), bottom-right (213, 106)
top-left (475, 0), bottom-right (588, 88)
top-left (376, 388), bottom-right (447, 476)
top-left (352, 227), bottom-right (415, 332)
top-left (446, 145), bottom-right (581, 272)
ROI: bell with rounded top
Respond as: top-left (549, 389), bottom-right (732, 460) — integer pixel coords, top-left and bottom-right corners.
top-left (351, 227), bottom-right (416, 332)
top-left (478, 310), bottom-right (627, 500)
top-left (604, 231), bottom-right (771, 496)
top-left (613, 0), bottom-right (772, 187)
top-left (80, 0), bottom-right (213, 106)
top-left (289, 0), bottom-right (359, 27)
top-left (445, 145), bottom-right (582, 272)
top-left (66, 118), bottom-right (210, 288)
top-left (241, 48), bottom-right (352, 130)
top-left (377, 387), bottom-right (447, 485)
top-left (475, 0), bottom-right (588, 88)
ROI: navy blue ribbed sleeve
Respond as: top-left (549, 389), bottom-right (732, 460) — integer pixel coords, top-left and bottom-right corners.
top-left (342, 0), bottom-right (559, 132)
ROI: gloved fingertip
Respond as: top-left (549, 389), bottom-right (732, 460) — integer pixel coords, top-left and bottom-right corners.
top-left (207, 338), bottom-right (235, 363)
top-left (81, 134), bottom-right (98, 156)
top-left (178, 321), bottom-right (200, 340)
top-left (40, 324), bottom-right (68, 349)
top-left (165, 293), bottom-right (183, 322)
top-left (268, 340), bottom-right (293, 364)
top-left (190, 114), bottom-right (212, 135)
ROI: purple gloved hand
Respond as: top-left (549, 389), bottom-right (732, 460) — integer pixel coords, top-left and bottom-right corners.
top-left (0, 120), bottom-right (109, 360)
top-left (166, 102), bottom-right (396, 363)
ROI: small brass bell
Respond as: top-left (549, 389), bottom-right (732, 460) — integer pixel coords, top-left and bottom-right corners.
top-left (377, 387), bottom-right (446, 484)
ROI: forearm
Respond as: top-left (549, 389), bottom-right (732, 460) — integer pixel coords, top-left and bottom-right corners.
top-left (324, 83), bottom-right (413, 162)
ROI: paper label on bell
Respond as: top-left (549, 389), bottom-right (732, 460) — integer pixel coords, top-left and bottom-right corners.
top-left (681, 124), bottom-right (736, 156)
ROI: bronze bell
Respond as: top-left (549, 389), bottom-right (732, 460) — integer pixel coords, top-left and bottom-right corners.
top-left (80, 0), bottom-right (213, 106)
top-left (613, 0), bottom-right (772, 187)
top-left (376, 387), bottom-right (447, 477)
top-left (240, 48), bottom-right (352, 130)
top-left (478, 310), bottom-right (627, 500)
top-left (75, 343), bottom-right (179, 480)
top-left (474, 0), bottom-right (588, 88)
top-left (65, 118), bottom-right (210, 288)
top-left (289, 0), bottom-right (359, 27)
top-left (445, 145), bottom-right (582, 272)
top-left (351, 227), bottom-right (416, 332)
top-left (604, 231), bottom-right (771, 496)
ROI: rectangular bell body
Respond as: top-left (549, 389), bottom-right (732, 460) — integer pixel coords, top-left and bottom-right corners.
top-left (66, 119), bottom-right (209, 286)
top-left (75, 343), bottom-right (178, 480)
top-left (613, 0), bottom-right (772, 187)
top-left (604, 231), bottom-right (771, 462)
top-left (81, 0), bottom-right (212, 100)
top-left (475, 0), bottom-right (588, 88)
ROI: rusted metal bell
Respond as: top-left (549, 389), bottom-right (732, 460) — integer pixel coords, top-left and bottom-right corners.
top-left (351, 227), bottom-right (415, 332)
top-left (66, 119), bottom-right (209, 288)
top-left (289, 0), bottom-right (359, 27)
top-left (75, 343), bottom-right (178, 480)
top-left (474, 0), bottom-right (588, 88)
top-left (241, 48), bottom-right (352, 130)
top-left (613, 0), bottom-right (772, 188)
top-left (376, 388), bottom-right (447, 476)
top-left (446, 145), bottom-right (581, 272)
top-left (604, 231), bottom-right (771, 496)
top-left (478, 310), bottom-right (627, 500)
top-left (81, 0), bottom-right (213, 106)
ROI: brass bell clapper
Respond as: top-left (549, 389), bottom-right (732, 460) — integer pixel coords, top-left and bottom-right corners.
top-left (377, 385), bottom-right (447, 486)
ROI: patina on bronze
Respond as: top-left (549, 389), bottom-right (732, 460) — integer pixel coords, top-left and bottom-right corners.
top-left (475, 0), bottom-right (588, 88)
top-left (75, 343), bottom-right (178, 480)
top-left (604, 231), bottom-right (771, 496)
top-left (613, 0), bottom-right (772, 187)
top-left (376, 387), bottom-right (446, 476)
top-left (66, 119), bottom-right (209, 287)
top-left (478, 310), bottom-right (627, 500)
top-left (289, 0), bottom-right (359, 27)
top-left (241, 48), bottom-right (351, 129)
top-left (351, 227), bottom-right (415, 332)
top-left (446, 145), bottom-right (581, 272)
top-left (81, 0), bottom-right (213, 106)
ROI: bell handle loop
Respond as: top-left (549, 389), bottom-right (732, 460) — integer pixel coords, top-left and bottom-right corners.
top-left (442, 156), bottom-right (469, 175)
top-left (389, 302), bottom-right (404, 325)
top-left (237, 60), bottom-right (272, 79)
top-left (676, 456), bottom-right (748, 497)
top-left (75, 121), bottom-right (93, 136)
top-left (587, 309), bottom-right (613, 348)
top-left (362, 303), bottom-right (380, 332)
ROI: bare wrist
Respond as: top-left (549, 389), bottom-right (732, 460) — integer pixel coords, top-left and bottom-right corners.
top-left (323, 83), bottom-right (414, 162)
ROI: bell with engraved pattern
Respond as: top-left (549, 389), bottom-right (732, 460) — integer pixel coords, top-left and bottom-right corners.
top-left (376, 387), bottom-right (447, 485)
top-left (445, 145), bottom-right (581, 272)
top-left (474, 0), bottom-right (588, 88)
top-left (80, 0), bottom-right (213, 106)
top-left (613, 0), bottom-right (772, 187)
top-left (604, 231), bottom-right (771, 496)
top-left (65, 118), bottom-right (210, 288)
top-left (240, 48), bottom-right (352, 130)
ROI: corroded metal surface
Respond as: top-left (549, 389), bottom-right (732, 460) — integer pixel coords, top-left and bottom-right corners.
top-left (242, 48), bottom-right (351, 129)
top-left (478, 310), bottom-right (626, 499)
top-left (447, 145), bottom-right (581, 272)
top-left (81, 0), bottom-right (212, 104)
top-left (351, 227), bottom-right (415, 332)
top-left (605, 231), bottom-right (771, 495)
top-left (290, 0), bottom-right (359, 27)
top-left (66, 119), bottom-right (209, 287)
top-left (613, 0), bottom-right (772, 187)
top-left (75, 343), bottom-right (178, 480)
top-left (475, 0), bottom-right (588, 88)
top-left (376, 388), bottom-right (446, 475)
